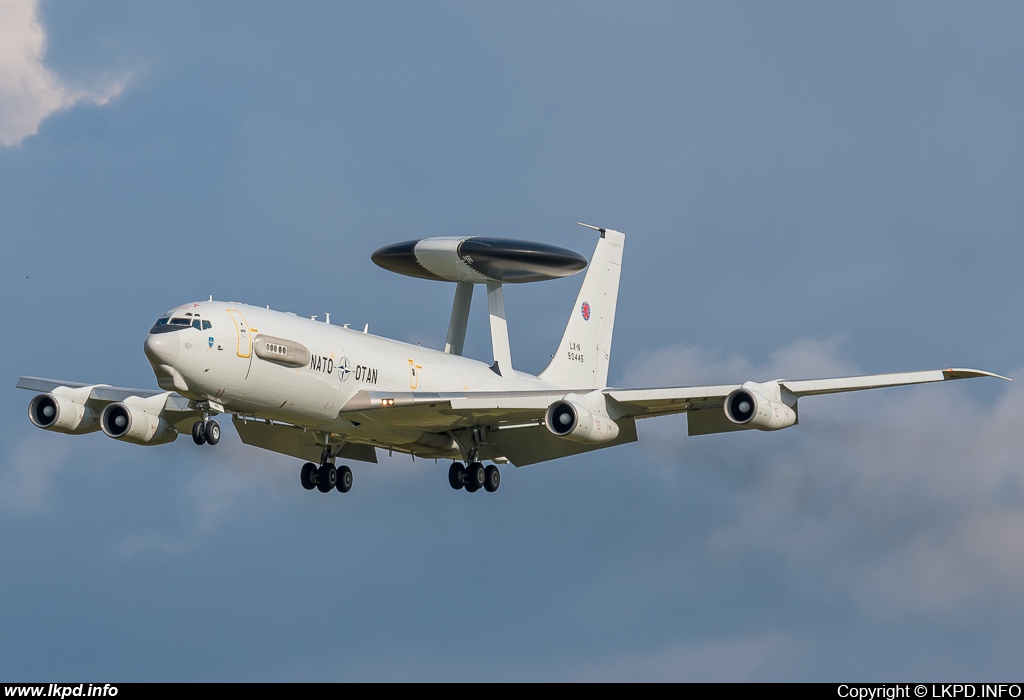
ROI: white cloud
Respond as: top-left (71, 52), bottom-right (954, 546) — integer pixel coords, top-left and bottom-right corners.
top-left (615, 334), bottom-right (859, 388)
top-left (0, 0), bottom-right (127, 147)
top-left (623, 338), bottom-right (1024, 617)
top-left (0, 432), bottom-right (73, 514)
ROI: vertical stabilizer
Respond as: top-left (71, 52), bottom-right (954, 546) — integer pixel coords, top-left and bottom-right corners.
top-left (539, 226), bottom-right (624, 389)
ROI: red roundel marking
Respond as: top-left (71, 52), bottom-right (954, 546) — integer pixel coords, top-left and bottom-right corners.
top-left (581, 301), bottom-right (591, 321)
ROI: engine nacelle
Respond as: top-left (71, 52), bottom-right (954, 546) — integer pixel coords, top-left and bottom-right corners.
top-left (101, 402), bottom-right (177, 445)
top-left (724, 385), bottom-right (797, 431)
top-left (28, 393), bottom-right (100, 435)
top-left (544, 394), bottom-right (620, 444)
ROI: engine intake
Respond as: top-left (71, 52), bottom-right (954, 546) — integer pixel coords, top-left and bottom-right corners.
top-left (544, 395), bottom-right (620, 443)
top-left (28, 393), bottom-right (100, 435)
top-left (101, 402), bottom-right (177, 445)
top-left (724, 386), bottom-right (797, 431)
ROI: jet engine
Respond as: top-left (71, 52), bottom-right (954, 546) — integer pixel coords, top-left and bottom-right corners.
top-left (101, 402), bottom-right (177, 445)
top-left (28, 393), bottom-right (100, 435)
top-left (724, 384), bottom-right (797, 431)
top-left (544, 393), bottom-right (620, 443)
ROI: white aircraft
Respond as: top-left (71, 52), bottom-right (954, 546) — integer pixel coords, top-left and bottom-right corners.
top-left (17, 224), bottom-right (1008, 495)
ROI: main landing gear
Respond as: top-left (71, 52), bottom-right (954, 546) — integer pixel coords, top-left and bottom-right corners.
top-left (191, 419), bottom-right (221, 446)
top-left (448, 461), bottom-right (500, 493)
top-left (300, 461), bottom-right (353, 494)
top-left (447, 429), bottom-right (500, 493)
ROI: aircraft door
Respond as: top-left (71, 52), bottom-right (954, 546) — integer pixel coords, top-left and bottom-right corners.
top-left (226, 309), bottom-right (252, 359)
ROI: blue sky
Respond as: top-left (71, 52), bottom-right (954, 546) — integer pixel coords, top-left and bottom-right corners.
top-left (2, 0), bottom-right (1023, 681)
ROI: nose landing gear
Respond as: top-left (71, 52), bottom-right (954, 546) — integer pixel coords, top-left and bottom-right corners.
top-left (191, 418), bottom-right (221, 445)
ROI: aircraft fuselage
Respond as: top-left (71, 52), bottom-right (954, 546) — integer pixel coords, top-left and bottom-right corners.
top-left (144, 300), bottom-right (555, 435)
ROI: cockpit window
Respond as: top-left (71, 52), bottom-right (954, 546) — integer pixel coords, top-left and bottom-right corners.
top-left (150, 314), bottom-right (212, 334)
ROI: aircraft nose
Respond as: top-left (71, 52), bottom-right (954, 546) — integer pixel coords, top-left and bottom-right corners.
top-left (144, 331), bottom-right (179, 365)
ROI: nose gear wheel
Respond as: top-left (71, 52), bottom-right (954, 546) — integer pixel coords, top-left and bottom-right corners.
top-left (191, 419), bottom-right (220, 446)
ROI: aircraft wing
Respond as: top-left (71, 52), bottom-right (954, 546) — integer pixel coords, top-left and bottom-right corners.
top-left (338, 389), bottom-right (566, 431)
top-left (17, 377), bottom-right (172, 403)
top-left (20, 368), bottom-right (1005, 465)
top-left (337, 367), bottom-right (1008, 447)
top-left (778, 368), bottom-right (1008, 396)
top-left (604, 383), bottom-right (741, 417)
top-left (16, 376), bottom-right (200, 432)
top-left (604, 367), bottom-right (1010, 436)
top-left (606, 368), bottom-right (1008, 414)
top-left (232, 417), bottom-right (378, 464)
top-left (338, 389), bottom-right (640, 466)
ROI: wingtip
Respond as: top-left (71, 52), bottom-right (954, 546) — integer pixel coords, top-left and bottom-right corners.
top-left (943, 368), bottom-right (1012, 382)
